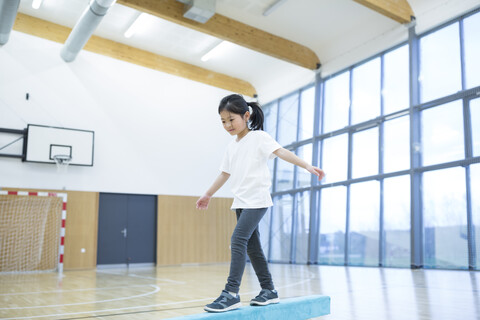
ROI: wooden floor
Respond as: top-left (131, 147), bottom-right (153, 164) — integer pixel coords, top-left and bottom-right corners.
top-left (0, 263), bottom-right (479, 319)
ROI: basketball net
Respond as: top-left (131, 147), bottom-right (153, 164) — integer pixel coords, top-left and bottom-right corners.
top-left (53, 154), bottom-right (72, 175)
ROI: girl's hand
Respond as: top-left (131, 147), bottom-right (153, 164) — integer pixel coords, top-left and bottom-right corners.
top-left (306, 165), bottom-right (325, 181)
top-left (196, 194), bottom-right (211, 210)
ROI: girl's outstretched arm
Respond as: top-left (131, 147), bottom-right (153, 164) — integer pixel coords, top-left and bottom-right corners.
top-left (196, 171), bottom-right (231, 210)
top-left (273, 148), bottom-right (326, 181)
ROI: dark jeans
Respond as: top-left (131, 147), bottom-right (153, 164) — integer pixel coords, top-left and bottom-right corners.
top-left (225, 208), bottom-right (274, 294)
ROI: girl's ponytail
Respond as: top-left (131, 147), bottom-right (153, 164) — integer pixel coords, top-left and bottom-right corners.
top-left (218, 94), bottom-right (265, 131)
top-left (247, 101), bottom-right (264, 131)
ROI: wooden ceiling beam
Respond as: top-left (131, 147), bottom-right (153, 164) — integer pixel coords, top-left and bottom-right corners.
top-left (353, 0), bottom-right (414, 24)
top-left (12, 13), bottom-right (257, 96)
top-left (117, 0), bottom-right (320, 70)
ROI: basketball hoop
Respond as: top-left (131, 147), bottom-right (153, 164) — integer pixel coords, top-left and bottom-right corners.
top-left (53, 154), bottom-right (72, 174)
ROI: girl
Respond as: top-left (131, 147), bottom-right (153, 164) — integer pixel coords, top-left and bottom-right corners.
top-left (196, 94), bottom-right (325, 313)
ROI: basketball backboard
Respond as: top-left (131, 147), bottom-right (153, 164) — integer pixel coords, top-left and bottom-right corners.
top-left (25, 124), bottom-right (94, 166)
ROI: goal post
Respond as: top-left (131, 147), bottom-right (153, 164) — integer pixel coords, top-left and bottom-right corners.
top-left (0, 190), bottom-right (67, 273)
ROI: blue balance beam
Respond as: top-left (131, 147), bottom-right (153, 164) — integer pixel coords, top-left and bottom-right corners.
top-left (167, 295), bottom-right (330, 319)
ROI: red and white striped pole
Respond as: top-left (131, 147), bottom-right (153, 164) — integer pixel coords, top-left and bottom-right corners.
top-left (0, 190), bottom-right (67, 273)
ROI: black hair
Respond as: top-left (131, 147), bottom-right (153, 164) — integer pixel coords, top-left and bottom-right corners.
top-left (218, 94), bottom-right (264, 131)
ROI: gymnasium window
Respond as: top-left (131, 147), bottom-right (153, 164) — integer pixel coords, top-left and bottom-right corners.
top-left (258, 206), bottom-right (272, 262)
top-left (423, 167), bottom-right (468, 269)
top-left (275, 156), bottom-right (294, 192)
top-left (463, 12), bottom-right (480, 89)
top-left (318, 186), bottom-right (347, 265)
top-left (471, 98), bottom-right (480, 157)
top-left (471, 164), bottom-right (480, 268)
top-left (321, 134), bottom-right (348, 183)
top-left (421, 100), bottom-right (464, 166)
top-left (351, 127), bottom-right (379, 179)
top-left (383, 44), bottom-right (409, 114)
top-left (294, 191), bottom-right (311, 264)
top-left (322, 71), bottom-right (350, 133)
top-left (351, 57), bottom-right (381, 125)
top-left (262, 8), bottom-right (480, 270)
top-left (263, 101), bottom-right (278, 192)
top-left (296, 144), bottom-right (313, 188)
top-left (277, 93), bottom-right (299, 146)
top-left (383, 175), bottom-right (411, 267)
top-left (263, 101), bottom-right (278, 139)
top-left (348, 180), bottom-right (380, 267)
top-left (270, 194), bottom-right (293, 262)
top-left (383, 115), bottom-right (410, 173)
top-left (419, 22), bottom-right (462, 103)
top-left (299, 86), bottom-right (315, 140)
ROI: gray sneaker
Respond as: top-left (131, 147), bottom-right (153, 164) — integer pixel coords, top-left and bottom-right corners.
top-left (250, 289), bottom-right (280, 306)
top-left (204, 290), bottom-right (241, 312)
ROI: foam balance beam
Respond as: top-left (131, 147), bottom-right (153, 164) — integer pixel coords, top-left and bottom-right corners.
top-left (168, 295), bottom-right (330, 319)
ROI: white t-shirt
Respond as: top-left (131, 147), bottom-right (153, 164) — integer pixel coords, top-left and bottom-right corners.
top-left (220, 130), bottom-right (282, 209)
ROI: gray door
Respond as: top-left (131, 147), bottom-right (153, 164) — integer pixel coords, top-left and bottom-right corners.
top-left (97, 193), bottom-right (156, 265)
top-left (126, 194), bottom-right (156, 264)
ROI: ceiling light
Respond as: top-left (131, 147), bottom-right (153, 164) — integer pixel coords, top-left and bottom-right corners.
top-left (32, 0), bottom-right (43, 9)
top-left (201, 41), bottom-right (230, 62)
top-left (124, 12), bottom-right (149, 38)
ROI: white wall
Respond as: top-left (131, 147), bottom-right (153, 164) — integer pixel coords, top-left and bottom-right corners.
top-left (0, 31), bottom-right (234, 198)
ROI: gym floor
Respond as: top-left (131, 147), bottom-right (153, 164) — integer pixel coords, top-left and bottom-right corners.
top-left (0, 263), bottom-right (479, 319)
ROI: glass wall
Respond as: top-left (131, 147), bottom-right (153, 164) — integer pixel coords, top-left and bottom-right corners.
top-left (277, 94), bottom-right (298, 146)
top-left (463, 12), bottom-right (480, 89)
top-left (352, 128), bottom-right (378, 179)
top-left (415, 13), bottom-right (479, 269)
top-left (383, 45), bottom-right (409, 114)
top-left (261, 9), bottom-right (480, 270)
top-left (423, 167), bottom-right (468, 269)
top-left (299, 86), bottom-right (315, 140)
top-left (296, 144), bottom-right (313, 188)
top-left (323, 71), bottom-right (350, 132)
top-left (321, 134), bottom-right (348, 183)
top-left (351, 58), bottom-right (381, 124)
top-left (471, 164), bottom-right (480, 268)
top-left (419, 23), bottom-right (461, 102)
top-left (349, 181), bottom-right (380, 266)
top-left (421, 100), bottom-right (464, 166)
top-left (275, 159), bottom-right (294, 192)
top-left (383, 116), bottom-right (410, 173)
top-left (270, 195), bottom-right (293, 262)
top-left (294, 192), bottom-right (310, 264)
top-left (318, 186), bottom-right (346, 265)
top-left (258, 207), bottom-right (272, 259)
top-left (471, 98), bottom-right (480, 156)
top-left (383, 175), bottom-right (411, 267)
top-left (263, 101), bottom-right (278, 138)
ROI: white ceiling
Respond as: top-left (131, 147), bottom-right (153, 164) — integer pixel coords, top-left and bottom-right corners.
top-left (16, 0), bottom-right (480, 103)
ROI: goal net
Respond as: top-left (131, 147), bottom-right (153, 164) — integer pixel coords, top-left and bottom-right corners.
top-left (0, 191), bottom-right (67, 273)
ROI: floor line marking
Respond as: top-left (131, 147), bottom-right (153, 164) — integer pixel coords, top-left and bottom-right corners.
top-left (2, 297), bottom-right (215, 319)
top-left (0, 285), bottom-right (160, 310)
top-left (1, 277), bottom-right (315, 319)
top-left (128, 273), bottom-right (186, 284)
top-left (0, 285), bottom-right (155, 296)
top-left (97, 271), bottom-right (185, 284)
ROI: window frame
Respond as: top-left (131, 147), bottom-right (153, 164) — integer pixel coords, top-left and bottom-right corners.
top-left (263, 8), bottom-right (480, 270)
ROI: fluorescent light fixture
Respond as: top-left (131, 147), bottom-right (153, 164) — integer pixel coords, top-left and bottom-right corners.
top-left (32, 0), bottom-right (43, 9)
top-left (201, 41), bottom-right (230, 62)
top-left (124, 12), bottom-right (149, 38)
